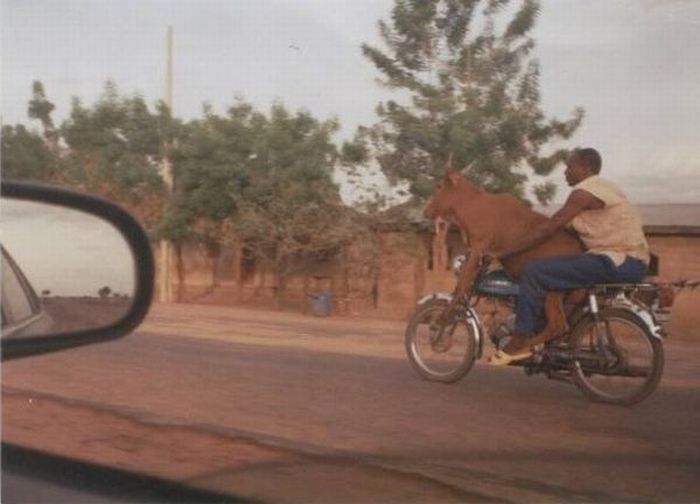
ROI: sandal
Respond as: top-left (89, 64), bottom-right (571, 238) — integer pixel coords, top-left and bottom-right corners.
top-left (488, 349), bottom-right (533, 366)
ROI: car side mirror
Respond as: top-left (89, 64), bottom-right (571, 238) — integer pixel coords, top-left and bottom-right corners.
top-left (1, 180), bottom-right (154, 360)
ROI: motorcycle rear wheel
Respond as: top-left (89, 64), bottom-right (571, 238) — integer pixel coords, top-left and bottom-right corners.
top-left (568, 308), bottom-right (664, 405)
top-left (405, 299), bottom-right (477, 383)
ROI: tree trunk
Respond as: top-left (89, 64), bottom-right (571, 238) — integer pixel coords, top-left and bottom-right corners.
top-left (302, 275), bottom-right (310, 315)
top-left (175, 242), bottom-right (186, 302)
top-left (273, 256), bottom-right (288, 311)
top-left (205, 240), bottom-right (222, 289)
top-left (342, 248), bottom-right (350, 315)
top-left (274, 267), bottom-right (287, 311)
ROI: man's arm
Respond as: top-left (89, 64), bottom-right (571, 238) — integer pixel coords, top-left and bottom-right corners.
top-left (494, 189), bottom-right (603, 260)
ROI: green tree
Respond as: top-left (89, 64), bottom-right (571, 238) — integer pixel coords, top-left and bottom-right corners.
top-left (156, 205), bottom-right (197, 301)
top-left (166, 100), bottom-right (261, 252)
top-left (228, 103), bottom-right (346, 307)
top-left (168, 100), bottom-right (361, 308)
top-left (358, 0), bottom-right (583, 203)
top-left (27, 80), bottom-right (59, 153)
top-left (3, 82), bottom-right (60, 182)
top-left (158, 99), bottom-right (264, 298)
top-left (59, 81), bottom-right (168, 227)
top-left (1, 124), bottom-right (57, 181)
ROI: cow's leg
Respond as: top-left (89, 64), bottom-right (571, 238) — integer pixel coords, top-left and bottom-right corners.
top-left (437, 250), bottom-right (482, 325)
top-left (500, 292), bottom-right (568, 355)
top-left (498, 257), bottom-right (572, 356)
top-left (526, 292), bottom-right (569, 347)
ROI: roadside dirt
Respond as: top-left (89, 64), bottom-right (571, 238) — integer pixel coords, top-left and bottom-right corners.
top-left (43, 297), bottom-right (131, 334)
top-left (141, 302), bottom-right (700, 385)
top-left (2, 390), bottom-right (474, 503)
top-left (4, 302), bottom-right (699, 502)
top-left (140, 302), bottom-right (411, 361)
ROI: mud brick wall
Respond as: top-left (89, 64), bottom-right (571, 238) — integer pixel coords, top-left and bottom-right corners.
top-left (154, 231), bottom-right (699, 341)
top-left (647, 235), bottom-right (700, 341)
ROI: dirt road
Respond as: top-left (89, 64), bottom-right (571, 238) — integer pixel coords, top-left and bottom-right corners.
top-left (3, 303), bottom-right (700, 502)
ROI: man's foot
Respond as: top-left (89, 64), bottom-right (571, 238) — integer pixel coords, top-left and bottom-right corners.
top-left (488, 349), bottom-right (533, 366)
top-left (488, 333), bottom-right (532, 366)
top-left (502, 334), bottom-right (529, 354)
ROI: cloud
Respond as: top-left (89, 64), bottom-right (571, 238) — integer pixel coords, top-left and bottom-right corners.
top-left (644, 0), bottom-right (699, 4)
top-left (621, 142), bottom-right (700, 203)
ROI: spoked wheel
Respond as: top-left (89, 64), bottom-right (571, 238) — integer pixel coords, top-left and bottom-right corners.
top-left (405, 299), bottom-right (477, 383)
top-left (569, 308), bottom-right (664, 405)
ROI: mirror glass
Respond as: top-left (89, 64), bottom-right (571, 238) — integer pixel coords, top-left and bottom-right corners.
top-left (1, 198), bottom-right (135, 339)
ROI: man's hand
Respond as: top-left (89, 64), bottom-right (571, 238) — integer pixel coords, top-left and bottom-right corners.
top-left (480, 252), bottom-right (498, 266)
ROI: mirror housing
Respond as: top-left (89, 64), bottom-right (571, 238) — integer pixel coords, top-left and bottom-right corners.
top-left (1, 180), bottom-right (154, 360)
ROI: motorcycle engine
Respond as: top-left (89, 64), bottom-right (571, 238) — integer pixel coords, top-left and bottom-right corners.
top-left (487, 312), bottom-right (516, 350)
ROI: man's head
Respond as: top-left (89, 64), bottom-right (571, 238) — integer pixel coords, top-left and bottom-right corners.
top-left (565, 147), bottom-right (601, 187)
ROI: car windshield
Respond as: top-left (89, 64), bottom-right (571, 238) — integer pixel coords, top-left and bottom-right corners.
top-left (3, 2), bottom-right (700, 503)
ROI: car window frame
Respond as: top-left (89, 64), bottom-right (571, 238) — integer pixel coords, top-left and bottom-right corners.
top-left (1, 246), bottom-right (44, 335)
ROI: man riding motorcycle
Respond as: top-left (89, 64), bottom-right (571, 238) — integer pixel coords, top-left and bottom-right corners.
top-left (488, 147), bottom-right (650, 365)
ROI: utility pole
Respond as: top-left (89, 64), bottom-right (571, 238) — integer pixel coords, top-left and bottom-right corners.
top-left (159, 26), bottom-right (174, 303)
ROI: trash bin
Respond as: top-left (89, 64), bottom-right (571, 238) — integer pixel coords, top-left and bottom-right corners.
top-left (309, 291), bottom-right (333, 317)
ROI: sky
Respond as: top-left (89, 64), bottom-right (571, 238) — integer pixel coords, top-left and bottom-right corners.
top-left (2, 0), bottom-right (699, 205)
top-left (1, 199), bottom-right (135, 297)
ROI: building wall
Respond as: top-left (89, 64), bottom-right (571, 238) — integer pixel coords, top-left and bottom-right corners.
top-left (159, 242), bottom-right (374, 315)
top-left (375, 232), bottom-right (424, 318)
top-left (156, 232), bottom-right (700, 339)
top-left (647, 234), bottom-right (700, 340)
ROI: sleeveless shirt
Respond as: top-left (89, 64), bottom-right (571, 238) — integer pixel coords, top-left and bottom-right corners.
top-left (569, 175), bottom-right (650, 266)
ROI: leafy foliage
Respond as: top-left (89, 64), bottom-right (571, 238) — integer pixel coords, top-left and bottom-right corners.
top-left (5, 5), bottom-right (582, 307)
top-left (357, 0), bottom-right (583, 204)
top-left (226, 103), bottom-right (348, 268)
top-left (1, 124), bottom-right (56, 181)
top-left (59, 81), bottom-right (168, 227)
top-left (27, 80), bottom-right (59, 152)
top-left (162, 99), bottom-right (366, 300)
top-left (3, 81), bottom-right (168, 227)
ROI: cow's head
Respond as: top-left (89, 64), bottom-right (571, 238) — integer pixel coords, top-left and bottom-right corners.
top-left (424, 156), bottom-right (464, 221)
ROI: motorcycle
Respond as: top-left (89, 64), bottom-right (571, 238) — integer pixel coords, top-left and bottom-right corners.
top-left (405, 254), bottom-right (692, 405)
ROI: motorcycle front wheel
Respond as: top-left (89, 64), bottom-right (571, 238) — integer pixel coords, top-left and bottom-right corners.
top-left (405, 298), bottom-right (477, 383)
top-left (568, 308), bottom-right (664, 405)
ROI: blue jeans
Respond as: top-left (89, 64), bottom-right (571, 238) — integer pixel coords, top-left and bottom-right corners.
top-left (515, 254), bottom-right (648, 336)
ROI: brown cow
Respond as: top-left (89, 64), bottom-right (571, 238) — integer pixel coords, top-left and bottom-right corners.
top-left (423, 167), bottom-right (583, 354)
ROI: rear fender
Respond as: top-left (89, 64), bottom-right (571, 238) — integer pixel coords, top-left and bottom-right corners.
top-left (609, 297), bottom-right (664, 340)
top-left (573, 299), bottom-right (664, 341)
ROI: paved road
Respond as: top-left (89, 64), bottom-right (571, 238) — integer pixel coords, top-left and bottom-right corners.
top-left (3, 304), bottom-right (700, 502)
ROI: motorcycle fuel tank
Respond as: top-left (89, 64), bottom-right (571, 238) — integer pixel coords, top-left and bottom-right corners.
top-left (474, 270), bottom-right (519, 297)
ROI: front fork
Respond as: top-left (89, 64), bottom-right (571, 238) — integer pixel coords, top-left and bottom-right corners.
top-left (429, 296), bottom-right (458, 348)
top-left (430, 296), bottom-right (469, 352)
